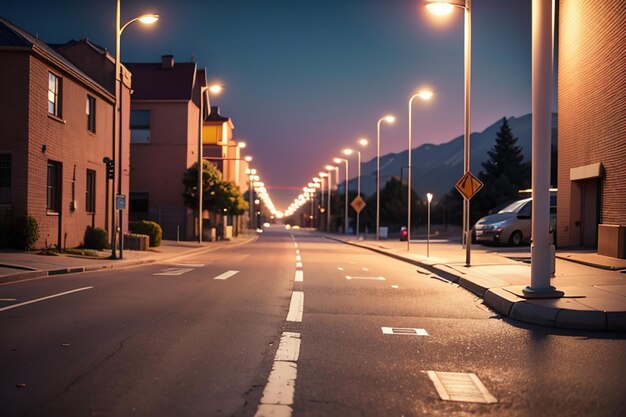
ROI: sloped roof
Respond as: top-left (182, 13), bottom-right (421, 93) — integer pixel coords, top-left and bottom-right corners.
top-left (124, 61), bottom-right (197, 100)
top-left (0, 17), bottom-right (112, 99)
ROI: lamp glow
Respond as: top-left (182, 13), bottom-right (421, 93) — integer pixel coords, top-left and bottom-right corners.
top-left (209, 84), bottom-right (223, 95)
top-left (358, 138), bottom-right (369, 146)
top-left (138, 14), bottom-right (159, 24)
top-left (343, 148), bottom-right (353, 156)
top-left (426, 2), bottom-right (455, 16)
top-left (417, 90), bottom-right (434, 101)
top-left (244, 156), bottom-right (253, 162)
top-left (384, 115), bottom-right (396, 124)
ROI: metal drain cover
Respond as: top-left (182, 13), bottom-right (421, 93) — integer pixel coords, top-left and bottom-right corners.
top-left (426, 371), bottom-right (497, 404)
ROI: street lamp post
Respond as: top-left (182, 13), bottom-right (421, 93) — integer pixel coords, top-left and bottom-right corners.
top-left (408, 90), bottom-right (434, 251)
top-left (426, 0), bottom-right (472, 265)
top-left (325, 165), bottom-right (336, 233)
top-left (333, 158), bottom-right (349, 234)
top-left (426, 192), bottom-right (433, 257)
top-left (376, 115), bottom-right (395, 240)
top-left (113, 3), bottom-right (158, 259)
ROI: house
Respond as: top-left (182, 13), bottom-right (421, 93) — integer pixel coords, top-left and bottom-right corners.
top-left (557, 1), bottom-right (626, 258)
top-left (0, 18), bottom-right (130, 249)
top-left (125, 55), bottom-right (209, 240)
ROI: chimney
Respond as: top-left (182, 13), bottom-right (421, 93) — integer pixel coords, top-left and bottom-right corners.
top-left (161, 55), bottom-right (174, 69)
top-left (210, 106), bottom-right (219, 115)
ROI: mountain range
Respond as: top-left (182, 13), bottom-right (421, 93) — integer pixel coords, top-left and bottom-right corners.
top-left (343, 112), bottom-right (558, 200)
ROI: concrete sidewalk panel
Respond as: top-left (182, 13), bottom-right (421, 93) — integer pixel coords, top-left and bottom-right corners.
top-left (484, 287), bottom-right (520, 316)
top-left (607, 312), bottom-right (626, 332)
top-left (556, 308), bottom-right (607, 331)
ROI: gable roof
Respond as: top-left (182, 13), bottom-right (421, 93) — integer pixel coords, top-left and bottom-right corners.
top-left (0, 17), bottom-right (113, 100)
top-left (124, 61), bottom-right (197, 101)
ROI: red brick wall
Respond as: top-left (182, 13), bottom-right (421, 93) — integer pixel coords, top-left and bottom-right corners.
top-left (23, 54), bottom-right (117, 249)
top-left (557, 0), bottom-right (626, 247)
top-left (0, 51), bottom-right (30, 218)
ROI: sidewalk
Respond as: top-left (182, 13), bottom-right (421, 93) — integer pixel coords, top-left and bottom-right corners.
top-left (327, 235), bottom-right (626, 332)
top-left (0, 233), bottom-right (258, 285)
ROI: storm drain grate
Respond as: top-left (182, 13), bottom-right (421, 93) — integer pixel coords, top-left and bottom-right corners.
top-left (426, 371), bottom-right (497, 404)
top-left (381, 327), bottom-right (428, 336)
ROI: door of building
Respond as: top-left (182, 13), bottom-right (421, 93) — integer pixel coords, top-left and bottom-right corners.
top-left (580, 179), bottom-right (599, 247)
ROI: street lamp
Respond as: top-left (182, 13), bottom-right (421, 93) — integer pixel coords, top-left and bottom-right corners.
top-left (426, 192), bottom-right (433, 257)
top-left (325, 165), bottom-right (336, 233)
top-left (197, 83), bottom-right (223, 243)
top-left (425, 0), bottom-right (472, 265)
top-left (408, 89), bottom-right (434, 251)
top-left (113, 3), bottom-right (158, 259)
top-left (319, 172), bottom-right (328, 231)
top-left (376, 115), bottom-right (395, 240)
top-left (333, 157), bottom-right (349, 235)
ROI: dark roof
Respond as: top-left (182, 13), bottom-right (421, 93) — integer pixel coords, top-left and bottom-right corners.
top-left (0, 18), bottom-right (111, 97)
top-left (124, 62), bottom-right (197, 100)
top-left (205, 106), bottom-right (230, 123)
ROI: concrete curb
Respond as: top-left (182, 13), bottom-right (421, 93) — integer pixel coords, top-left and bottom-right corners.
top-left (327, 235), bottom-right (625, 332)
top-left (0, 234), bottom-right (258, 285)
top-left (555, 255), bottom-right (626, 271)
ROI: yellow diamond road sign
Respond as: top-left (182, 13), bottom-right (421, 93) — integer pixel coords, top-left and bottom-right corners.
top-left (455, 171), bottom-right (484, 200)
top-left (350, 195), bottom-right (366, 213)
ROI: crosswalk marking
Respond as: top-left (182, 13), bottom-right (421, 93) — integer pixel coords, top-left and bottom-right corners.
top-left (213, 270), bottom-right (240, 280)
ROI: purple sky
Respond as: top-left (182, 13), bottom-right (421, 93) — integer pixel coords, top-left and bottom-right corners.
top-left (1, 0), bottom-right (534, 209)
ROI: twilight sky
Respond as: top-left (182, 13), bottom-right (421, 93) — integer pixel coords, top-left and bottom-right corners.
top-left (1, 0), bottom-right (533, 209)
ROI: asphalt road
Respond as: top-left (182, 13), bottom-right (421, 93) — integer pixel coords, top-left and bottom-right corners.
top-left (1, 226), bottom-right (625, 417)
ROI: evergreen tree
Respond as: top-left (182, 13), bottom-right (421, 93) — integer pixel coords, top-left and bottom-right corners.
top-left (475, 117), bottom-right (530, 217)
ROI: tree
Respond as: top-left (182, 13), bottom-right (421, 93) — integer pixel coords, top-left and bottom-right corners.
top-left (475, 117), bottom-right (530, 218)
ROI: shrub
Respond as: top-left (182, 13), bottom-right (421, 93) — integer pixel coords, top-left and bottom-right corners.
top-left (83, 226), bottom-right (109, 250)
top-left (11, 216), bottom-right (40, 251)
top-left (129, 220), bottom-right (162, 247)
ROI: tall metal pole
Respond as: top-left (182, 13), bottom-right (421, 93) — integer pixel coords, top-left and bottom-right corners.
top-left (326, 169), bottom-right (331, 233)
top-left (463, 0), bottom-right (472, 266)
top-left (357, 150), bottom-right (361, 237)
top-left (111, 0), bottom-right (121, 259)
top-left (320, 178), bottom-right (325, 230)
top-left (198, 87), bottom-right (205, 243)
top-left (408, 96), bottom-right (416, 252)
top-left (376, 119), bottom-right (381, 240)
top-left (342, 160), bottom-right (348, 234)
top-left (524, 0), bottom-right (561, 297)
top-left (427, 199), bottom-right (431, 257)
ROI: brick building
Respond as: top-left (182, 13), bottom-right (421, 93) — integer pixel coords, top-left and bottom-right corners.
top-left (557, 1), bottom-right (626, 258)
top-left (0, 18), bottom-right (130, 249)
top-left (125, 55), bottom-right (209, 240)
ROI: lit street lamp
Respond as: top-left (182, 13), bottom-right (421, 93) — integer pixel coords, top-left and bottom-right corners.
top-left (376, 115), bottom-right (395, 240)
top-left (325, 165), bottom-right (336, 233)
top-left (426, 0), bottom-right (472, 265)
top-left (407, 89), bottom-right (434, 251)
top-left (333, 157), bottom-right (349, 234)
top-left (113, 3), bottom-right (158, 259)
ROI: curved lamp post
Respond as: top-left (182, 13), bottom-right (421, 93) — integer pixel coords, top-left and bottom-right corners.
top-left (333, 157), bottom-right (349, 234)
top-left (113, 4), bottom-right (158, 259)
top-left (407, 89), bottom-right (434, 251)
top-left (376, 115), bottom-right (395, 240)
top-left (425, 0), bottom-right (472, 264)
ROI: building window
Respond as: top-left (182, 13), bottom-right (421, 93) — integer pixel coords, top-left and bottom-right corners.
top-left (47, 161), bottom-right (61, 213)
top-left (48, 72), bottom-right (62, 117)
top-left (129, 192), bottom-right (149, 221)
top-left (0, 154), bottom-right (11, 204)
top-left (130, 110), bottom-right (151, 143)
top-left (86, 95), bottom-right (96, 133)
top-left (86, 169), bottom-right (96, 213)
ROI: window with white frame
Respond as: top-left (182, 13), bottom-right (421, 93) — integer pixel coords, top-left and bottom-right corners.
top-left (48, 72), bottom-right (62, 117)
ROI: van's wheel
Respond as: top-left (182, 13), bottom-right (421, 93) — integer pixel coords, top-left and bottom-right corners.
top-left (509, 231), bottom-right (523, 246)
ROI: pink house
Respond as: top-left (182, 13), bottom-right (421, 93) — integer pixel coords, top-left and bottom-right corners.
top-left (0, 18), bottom-right (130, 249)
top-left (126, 56), bottom-right (209, 240)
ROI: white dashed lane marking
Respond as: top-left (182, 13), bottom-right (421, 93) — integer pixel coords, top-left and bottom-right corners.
top-left (286, 291), bottom-right (303, 322)
top-left (213, 270), bottom-right (240, 280)
top-left (294, 270), bottom-right (303, 282)
top-left (345, 276), bottom-right (385, 281)
top-left (381, 327), bottom-right (429, 336)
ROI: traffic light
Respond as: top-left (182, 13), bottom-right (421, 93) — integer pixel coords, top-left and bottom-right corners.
top-left (103, 157), bottom-right (115, 180)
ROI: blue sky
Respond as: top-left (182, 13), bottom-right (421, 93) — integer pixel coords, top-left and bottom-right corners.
top-left (1, 0), bottom-right (534, 208)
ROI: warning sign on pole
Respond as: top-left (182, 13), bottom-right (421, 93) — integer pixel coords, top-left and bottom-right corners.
top-left (350, 195), bottom-right (366, 213)
top-left (455, 172), bottom-right (483, 200)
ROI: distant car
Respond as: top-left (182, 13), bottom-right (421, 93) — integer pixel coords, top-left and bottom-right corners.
top-left (292, 225), bottom-right (300, 229)
top-left (473, 196), bottom-right (556, 246)
top-left (399, 226), bottom-right (408, 241)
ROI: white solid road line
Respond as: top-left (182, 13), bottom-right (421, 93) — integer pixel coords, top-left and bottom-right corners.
top-left (294, 270), bottom-right (303, 282)
top-left (0, 287), bottom-right (93, 313)
top-left (213, 270), bottom-right (240, 280)
top-left (286, 291), bottom-right (303, 322)
top-left (274, 332), bottom-right (301, 361)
